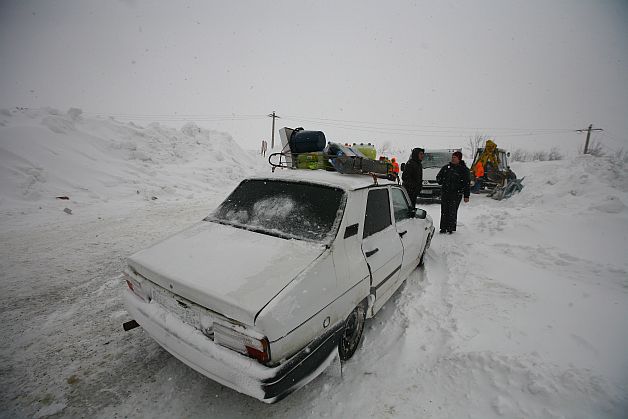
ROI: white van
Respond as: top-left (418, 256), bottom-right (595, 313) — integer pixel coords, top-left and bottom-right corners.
top-left (418, 148), bottom-right (462, 201)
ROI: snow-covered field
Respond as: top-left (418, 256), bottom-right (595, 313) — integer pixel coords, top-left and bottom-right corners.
top-left (1, 108), bottom-right (627, 418)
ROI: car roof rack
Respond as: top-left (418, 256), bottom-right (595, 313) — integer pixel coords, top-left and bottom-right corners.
top-left (268, 127), bottom-right (399, 185)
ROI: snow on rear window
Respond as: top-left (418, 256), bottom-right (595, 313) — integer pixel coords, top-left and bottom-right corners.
top-left (210, 179), bottom-right (345, 242)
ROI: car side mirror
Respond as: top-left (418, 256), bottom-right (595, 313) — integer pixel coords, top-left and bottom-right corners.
top-left (400, 162), bottom-right (405, 172)
top-left (415, 209), bottom-right (427, 219)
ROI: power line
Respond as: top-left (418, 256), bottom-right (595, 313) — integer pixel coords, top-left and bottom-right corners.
top-left (27, 107), bottom-right (609, 143)
top-left (280, 116), bottom-right (576, 138)
top-left (282, 113), bottom-right (575, 133)
top-left (78, 109), bottom-right (581, 137)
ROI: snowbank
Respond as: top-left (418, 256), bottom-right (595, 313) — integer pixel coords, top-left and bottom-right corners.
top-left (0, 107), bottom-right (263, 216)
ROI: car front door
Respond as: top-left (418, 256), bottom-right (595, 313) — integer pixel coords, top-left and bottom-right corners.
top-left (361, 187), bottom-right (403, 297)
top-left (390, 187), bottom-right (423, 278)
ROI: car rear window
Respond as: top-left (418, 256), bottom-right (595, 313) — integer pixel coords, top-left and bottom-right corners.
top-left (209, 179), bottom-right (345, 242)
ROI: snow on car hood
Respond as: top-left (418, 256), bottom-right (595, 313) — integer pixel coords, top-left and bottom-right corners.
top-left (127, 220), bottom-right (327, 325)
top-left (423, 167), bottom-right (440, 182)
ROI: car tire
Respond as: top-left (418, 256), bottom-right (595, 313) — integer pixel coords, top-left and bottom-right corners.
top-left (338, 302), bottom-right (367, 361)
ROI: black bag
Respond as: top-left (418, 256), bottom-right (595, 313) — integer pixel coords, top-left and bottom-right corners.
top-left (331, 155), bottom-right (390, 175)
top-left (289, 128), bottom-right (326, 154)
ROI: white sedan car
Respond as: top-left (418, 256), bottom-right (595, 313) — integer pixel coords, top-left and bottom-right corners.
top-left (123, 169), bottom-right (434, 403)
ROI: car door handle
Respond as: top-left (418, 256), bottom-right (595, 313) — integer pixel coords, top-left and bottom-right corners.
top-left (365, 248), bottom-right (379, 257)
top-left (399, 230), bottom-right (407, 238)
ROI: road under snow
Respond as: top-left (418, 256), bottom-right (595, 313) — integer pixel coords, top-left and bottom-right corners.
top-left (0, 110), bottom-right (627, 418)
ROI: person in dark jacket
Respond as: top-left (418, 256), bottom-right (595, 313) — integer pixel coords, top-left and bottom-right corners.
top-left (436, 151), bottom-right (470, 233)
top-left (402, 147), bottom-right (425, 208)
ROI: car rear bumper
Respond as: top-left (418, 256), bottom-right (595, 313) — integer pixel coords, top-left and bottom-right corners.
top-left (124, 290), bottom-right (342, 403)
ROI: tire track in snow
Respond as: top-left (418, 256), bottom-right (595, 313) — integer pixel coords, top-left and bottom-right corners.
top-left (398, 249), bottom-right (459, 367)
top-left (301, 247), bottom-right (465, 418)
top-left (0, 200), bottom-right (214, 418)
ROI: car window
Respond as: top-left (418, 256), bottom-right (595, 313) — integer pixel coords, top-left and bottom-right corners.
top-left (391, 187), bottom-right (411, 222)
top-left (209, 179), bottom-right (344, 242)
top-left (363, 188), bottom-right (391, 238)
top-left (423, 152), bottom-right (450, 168)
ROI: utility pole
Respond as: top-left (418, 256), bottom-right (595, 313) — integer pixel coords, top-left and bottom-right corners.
top-left (267, 111), bottom-right (280, 149)
top-left (576, 124), bottom-right (603, 154)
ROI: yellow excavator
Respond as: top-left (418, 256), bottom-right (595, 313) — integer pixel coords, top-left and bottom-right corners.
top-left (470, 140), bottom-right (523, 200)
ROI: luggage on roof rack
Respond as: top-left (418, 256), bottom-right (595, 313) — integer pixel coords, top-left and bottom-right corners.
top-left (296, 151), bottom-right (333, 170)
top-left (271, 127), bottom-right (395, 180)
top-left (270, 127), bottom-right (331, 171)
top-left (289, 128), bottom-right (326, 154)
top-left (331, 155), bottom-right (395, 179)
top-left (352, 143), bottom-right (376, 160)
top-left (325, 142), bottom-right (393, 176)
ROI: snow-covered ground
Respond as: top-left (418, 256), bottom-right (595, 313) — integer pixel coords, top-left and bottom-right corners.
top-left (1, 108), bottom-right (627, 418)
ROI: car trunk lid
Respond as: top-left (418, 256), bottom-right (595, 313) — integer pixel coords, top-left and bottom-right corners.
top-left (127, 221), bottom-right (327, 325)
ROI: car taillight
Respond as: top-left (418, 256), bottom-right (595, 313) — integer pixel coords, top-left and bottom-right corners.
top-left (213, 322), bottom-right (270, 363)
top-left (124, 272), bottom-right (151, 302)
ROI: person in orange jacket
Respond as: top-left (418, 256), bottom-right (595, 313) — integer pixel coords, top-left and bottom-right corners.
top-left (471, 160), bottom-right (484, 193)
top-left (391, 157), bottom-right (400, 176)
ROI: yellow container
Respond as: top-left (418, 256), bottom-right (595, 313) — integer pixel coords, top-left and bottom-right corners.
top-left (296, 152), bottom-right (331, 170)
top-left (353, 143), bottom-right (376, 160)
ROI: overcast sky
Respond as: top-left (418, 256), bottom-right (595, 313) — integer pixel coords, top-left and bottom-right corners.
top-left (1, 0), bottom-right (627, 154)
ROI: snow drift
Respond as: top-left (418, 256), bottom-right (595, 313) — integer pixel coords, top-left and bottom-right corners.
top-left (0, 107), bottom-right (259, 215)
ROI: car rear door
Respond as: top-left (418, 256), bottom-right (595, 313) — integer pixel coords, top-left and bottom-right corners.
top-left (361, 187), bottom-right (403, 297)
top-left (390, 186), bottom-right (423, 278)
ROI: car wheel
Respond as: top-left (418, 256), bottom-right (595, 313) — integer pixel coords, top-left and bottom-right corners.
top-left (338, 303), bottom-right (367, 361)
